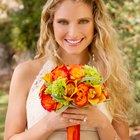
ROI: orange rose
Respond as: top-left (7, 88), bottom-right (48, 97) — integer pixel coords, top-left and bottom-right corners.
top-left (73, 82), bottom-right (89, 107)
top-left (88, 85), bottom-right (107, 104)
top-left (39, 84), bottom-right (46, 98)
top-left (93, 85), bottom-right (102, 97)
top-left (42, 73), bottom-right (53, 83)
top-left (101, 84), bottom-right (109, 99)
top-left (68, 65), bottom-right (85, 79)
top-left (51, 65), bottom-right (69, 81)
top-left (77, 82), bottom-right (89, 92)
top-left (99, 94), bottom-right (106, 102)
top-left (63, 80), bottom-right (77, 101)
top-left (41, 94), bottom-right (57, 112)
top-left (88, 86), bottom-right (100, 104)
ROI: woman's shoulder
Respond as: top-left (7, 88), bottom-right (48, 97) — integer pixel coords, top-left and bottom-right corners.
top-left (14, 59), bottom-right (37, 78)
top-left (14, 57), bottom-right (47, 77)
top-left (15, 59), bottom-right (35, 73)
top-left (11, 57), bottom-right (48, 90)
top-left (9, 57), bottom-right (49, 97)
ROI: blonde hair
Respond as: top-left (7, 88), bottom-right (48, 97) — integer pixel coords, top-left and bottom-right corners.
top-left (35, 0), bottom-right (134, 121)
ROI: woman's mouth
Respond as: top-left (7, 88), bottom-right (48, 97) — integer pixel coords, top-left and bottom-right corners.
top-left (64, 38), bottom-right (84, 46)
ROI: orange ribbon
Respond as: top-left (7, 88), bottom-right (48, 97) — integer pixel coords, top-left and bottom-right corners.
top-left (67, 125), bottom-right (80, 140)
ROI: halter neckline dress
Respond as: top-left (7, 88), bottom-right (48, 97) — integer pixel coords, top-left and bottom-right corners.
top-left (26, 60), bottom-right (112, 140)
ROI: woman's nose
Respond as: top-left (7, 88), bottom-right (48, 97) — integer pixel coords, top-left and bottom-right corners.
top-left (67, 24), bottom-right (80, 38)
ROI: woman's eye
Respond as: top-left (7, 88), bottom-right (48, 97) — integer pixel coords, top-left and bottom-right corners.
top-left (57, 20), bottom-right (68, 25)
top-left (79, 20), bottom-right (89, 24)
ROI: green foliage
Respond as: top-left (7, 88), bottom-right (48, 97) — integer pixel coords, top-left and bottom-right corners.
top-left (0, 91), bottom-right (8, 140)
top-left (106, 0), bottom-right (140, 102)
top-left (0, 21), bottom-right (11, 46)
top-left (9, 0), bottom-right (45, 52)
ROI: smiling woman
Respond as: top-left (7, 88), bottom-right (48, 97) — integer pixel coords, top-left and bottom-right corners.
top-left (52, 0), bottom-right (94, 57)
top-left (4, 0), bottom-right (134, 140)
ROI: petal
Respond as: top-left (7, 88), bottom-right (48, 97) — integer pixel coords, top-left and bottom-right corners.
top-left (39, 84), bottom-right (46, 98)
top-left (102, 90), bottom-right (109, 99)
top-left (69, 65), bottom-right (85, 79)
top-left (77, 82), bottom-right (89, 93)
top-left (66, 80), bottom-right (77, 97)
top-left (99, 94), bottom-right (106, 102)
top-left (63, 95), bottom-right (73, 101)
top-left (88, 98), bottom-right (99, 104)
top-left (88, 87), bottom-right (96, 99)
top-left (93, 85), bottom-right (102, 97)
top-left (73, 90), bottom-right (88, 107)
top-left (41, 94), bottom-right (57, 111)
top-left (52, 65), bottom-right (69, 80)
top-left (42, 73), bottom-right (53, 83)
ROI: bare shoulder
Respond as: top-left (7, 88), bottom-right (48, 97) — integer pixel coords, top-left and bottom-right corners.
top-left (14, 59), bottom-right (35, 77)
top-left (13, 60), bottom-right (36, 86)
top-left (11, 57), bottom-right (47, 95)
top-left (14, 57), bottom-right (46, 78)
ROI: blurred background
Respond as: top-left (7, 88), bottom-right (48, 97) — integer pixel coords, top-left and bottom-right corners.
top-left (0, 0), bottom-right (140, 140)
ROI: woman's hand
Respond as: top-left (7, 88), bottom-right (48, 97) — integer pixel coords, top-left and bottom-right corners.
top-left (42, 110), bottom-right (81, 131)
top-left (61, 105), bottom-right (110, 129)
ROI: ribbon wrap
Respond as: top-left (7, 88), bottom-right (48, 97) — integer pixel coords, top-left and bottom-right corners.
top-left (67, 125), bottom-right (80, 140)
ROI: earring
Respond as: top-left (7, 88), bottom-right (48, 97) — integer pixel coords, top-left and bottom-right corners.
top-left (88, 53), bottom-right (95, 65)
top-left (92, 54), bottom-right (95, 61)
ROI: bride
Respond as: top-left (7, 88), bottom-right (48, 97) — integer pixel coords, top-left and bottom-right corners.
top-left (4, 0), bottom-right (134, 140)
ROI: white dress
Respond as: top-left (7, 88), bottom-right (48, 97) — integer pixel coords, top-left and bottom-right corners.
top-left (26, 60), bottom-right (112, 140)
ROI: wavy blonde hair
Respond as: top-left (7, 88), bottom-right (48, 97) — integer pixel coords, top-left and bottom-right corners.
top-left (35, 0), bottom-right (134, 121)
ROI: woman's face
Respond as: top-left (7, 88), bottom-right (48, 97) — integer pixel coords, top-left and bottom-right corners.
top-left (53, 0), bottom-right (94, 55)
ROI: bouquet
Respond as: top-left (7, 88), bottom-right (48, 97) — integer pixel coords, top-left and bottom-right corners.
top-left (39, 64), bottom-right (109, 140)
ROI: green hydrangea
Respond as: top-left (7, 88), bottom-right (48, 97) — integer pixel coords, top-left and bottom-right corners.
top-left (46, 77), bottom-right (66, 98)
top-left (82, 65), bottom-right (102, 85)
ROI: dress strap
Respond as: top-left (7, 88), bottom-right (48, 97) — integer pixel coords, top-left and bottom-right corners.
top-left (30, 59), bottom-right (55, 93)
top-left (26, 59), bottom-right (56, 129)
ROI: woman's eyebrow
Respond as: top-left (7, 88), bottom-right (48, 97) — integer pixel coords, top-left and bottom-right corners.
top-left (55, 17), bottom-right (93, 20)
top-left (78, 17), bottom-right (93, 20)
top-left (55, 18), bottom-right (68, 20)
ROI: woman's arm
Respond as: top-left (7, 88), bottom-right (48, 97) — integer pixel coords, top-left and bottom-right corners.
top-left (97, 118), bottom-right (129, 140)
top-left (112, 119), bottom-right (129, 140)
top-left (4, 61), bottom-right (54, 140)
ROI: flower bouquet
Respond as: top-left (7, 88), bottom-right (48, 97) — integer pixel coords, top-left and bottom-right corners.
top-left (39, 64), bottom-right (109, 140)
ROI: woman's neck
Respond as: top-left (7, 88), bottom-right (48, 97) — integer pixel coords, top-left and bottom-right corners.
top-left (57, 49), bottom-right (90, 65)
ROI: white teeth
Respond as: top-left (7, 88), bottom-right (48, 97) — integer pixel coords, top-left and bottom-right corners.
top-left (66, 39), bottom-right (82, 44)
